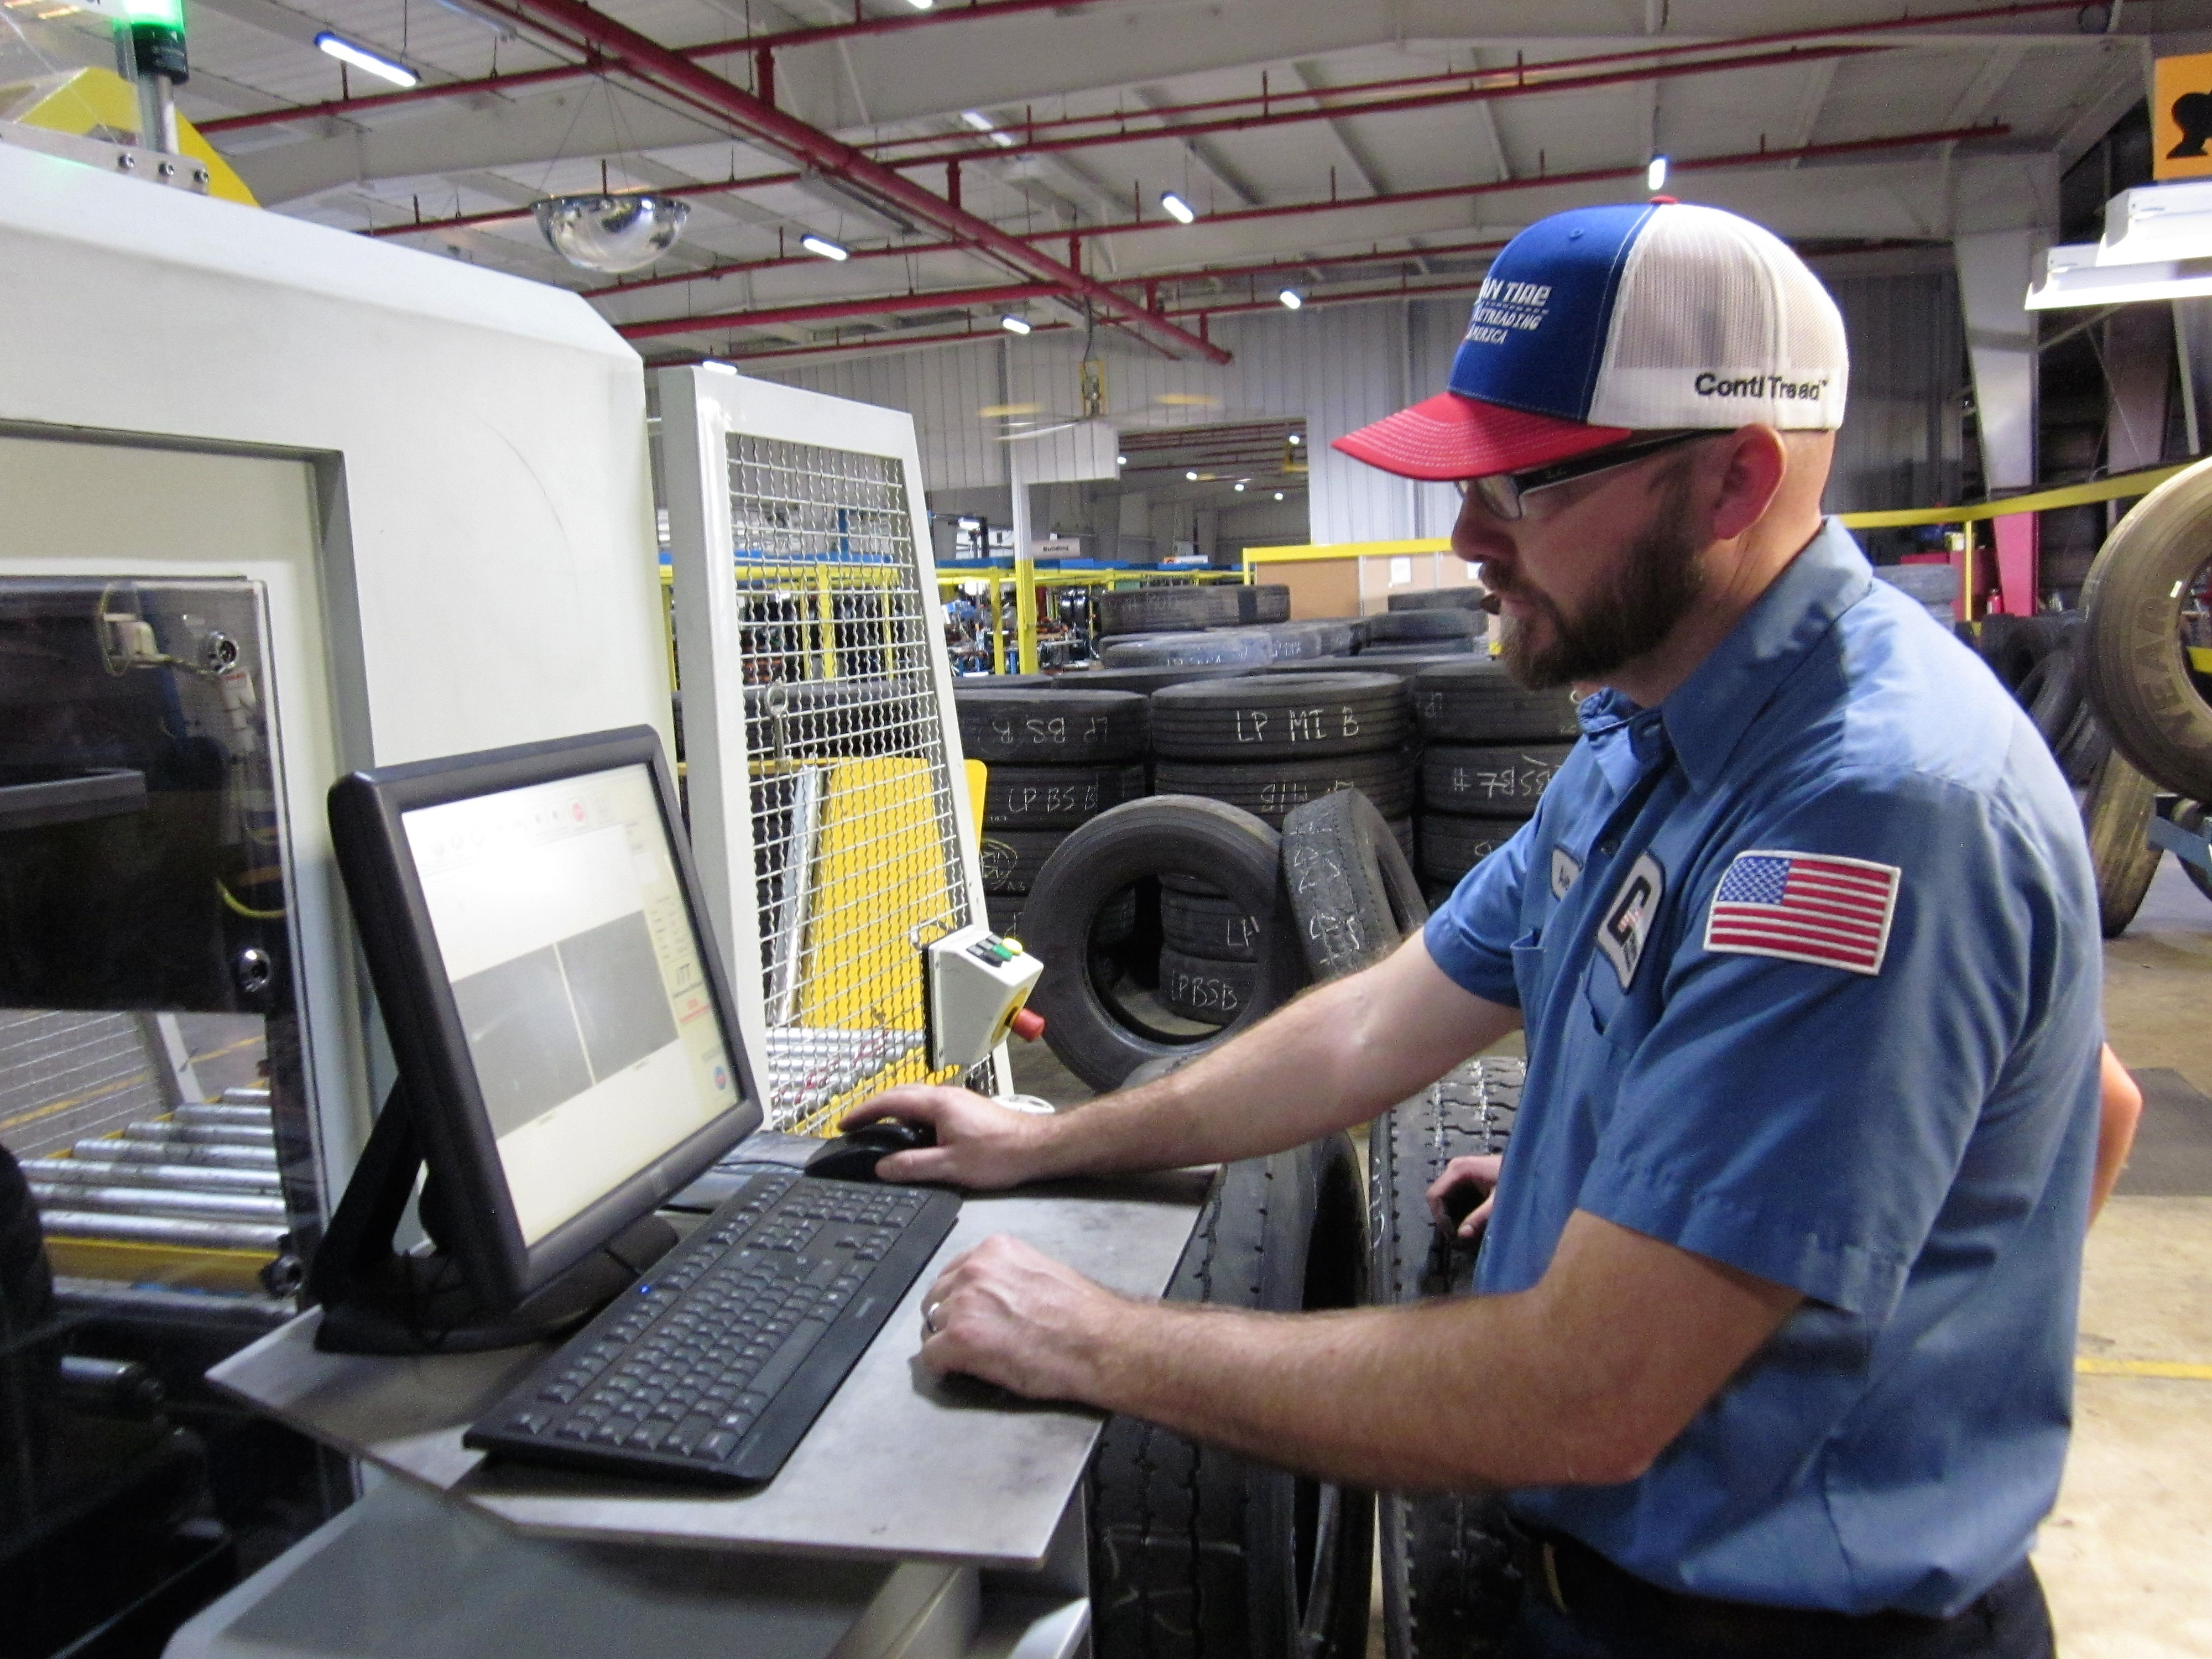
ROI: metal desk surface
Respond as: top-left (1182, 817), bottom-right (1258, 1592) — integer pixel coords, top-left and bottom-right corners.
top-left (209, 1173), bottom-right (1209, 1570)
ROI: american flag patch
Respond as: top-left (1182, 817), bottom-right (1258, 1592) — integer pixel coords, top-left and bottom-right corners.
top-left (1702, 850), bottom-right (1900, 976)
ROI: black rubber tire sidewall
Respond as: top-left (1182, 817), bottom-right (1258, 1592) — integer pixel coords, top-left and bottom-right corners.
top-left (1367, 609), bottom-right (1479, 643)
top-left (2081, 457), bottom-right (2212, 800)
top-left (1103, 630), bottom-right (1279, 669)
top-left (1154, 754), bottom-right (1416, 826)
top-left (1420, 744), bottom-right (1573, 820)
top-left (984, 763), bottom-right (1148, 829)
top-left (2086, 747), bottom-right (2163, 938)
top-left (978, 828), bottom-right (1067, 894)
top-left (1160, 884), bottom-right (1262, 961)
top-left (1420, 815), bottom-right (1524, 884)
top-left (1024, 796), bottom-right (1306, 1089)
top-left (1157, 945), bottom-right (1258, 1024)
top-left (1411, 662), bottom-right (1584, 744)
top-left (1151, 672), bottom-right (1412, 760)
top-left (1282, 789), bottom-right (1430, 981)
top-left (1096, 585), bottom-right (1245, 637)
top-left (956, 687), bottom-right (1149, 764)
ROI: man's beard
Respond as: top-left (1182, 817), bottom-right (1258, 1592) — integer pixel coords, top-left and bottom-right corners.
top-left (1489, 474), bottom-right (1706, 690)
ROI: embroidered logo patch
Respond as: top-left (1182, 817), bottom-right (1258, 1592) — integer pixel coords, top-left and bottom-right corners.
top-left (1550, 847), bottom-right (1581, 900)
top-left (1703, 850), bottom-right (1900, 976)
top-left (1595, 852), bottom-right (1664, 990)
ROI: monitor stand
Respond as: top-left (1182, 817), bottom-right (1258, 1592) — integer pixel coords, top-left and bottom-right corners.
top-left (309, 1081), bottom-right (676, 1357)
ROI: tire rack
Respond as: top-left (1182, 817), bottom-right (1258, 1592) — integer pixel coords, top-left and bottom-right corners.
top-left (932, 565), bottom-right (1248, 675)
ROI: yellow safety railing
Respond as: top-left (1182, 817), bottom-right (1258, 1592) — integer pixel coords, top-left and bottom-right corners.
top-left (936, 564), bottom-right (1244, 673)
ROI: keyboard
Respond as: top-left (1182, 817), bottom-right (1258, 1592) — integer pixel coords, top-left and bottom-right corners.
top-left (466, 1170), bottom-right (959, 1487)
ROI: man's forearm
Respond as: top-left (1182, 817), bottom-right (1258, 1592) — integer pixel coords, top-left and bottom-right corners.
top-left (1027, 937), bottom-right (1522, 1180)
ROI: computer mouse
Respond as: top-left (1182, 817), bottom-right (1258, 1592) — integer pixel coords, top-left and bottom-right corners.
top-left (806, 1118), bottom-right (937, 1183)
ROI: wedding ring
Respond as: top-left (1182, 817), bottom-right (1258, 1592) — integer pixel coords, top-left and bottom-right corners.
top-left (922, 1301), bottom-right (943, 1335)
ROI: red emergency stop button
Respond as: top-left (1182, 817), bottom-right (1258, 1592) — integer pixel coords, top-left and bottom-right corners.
top-left (1010, 1007), bottom-right (1046, 1042)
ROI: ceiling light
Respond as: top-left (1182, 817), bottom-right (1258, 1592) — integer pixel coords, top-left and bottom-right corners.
top-left (1274, 491), bottom-right (1285, 500)
top-left (1646, 154), bottom-right (1668, 191)
top-left (800, 234), bottom-right (849, 262)
top-left (1000, 314), bottom-right (1032, 335)
top-left (906, 0), bottom-right (933, 8)
top-left (1277, 289), bottom-right (1302, 310)
top-left (2026, 242), bottom-right (2212, 308)
top-left (1286, 433), bottom-right (1302, 445)
top-left (1159, 191), bottom-right (1196, 225)
top-left (961, 108), bottom-right (1016, 148)
top-left (1117, 454), bottom-right (1128, 465)
top-left (1234, 482), bottom-right (1246, 492)
top-left (315, 32), bottom-right (419, 88)
top-left (1185, 471), bottom-right (1199, 481)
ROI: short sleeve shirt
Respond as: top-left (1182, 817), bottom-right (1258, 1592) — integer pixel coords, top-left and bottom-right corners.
top-left (1425, 520), bottom-right (2103, 1618)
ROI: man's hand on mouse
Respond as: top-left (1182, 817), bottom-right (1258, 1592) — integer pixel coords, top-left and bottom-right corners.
top-left (915, 1233), bottom-right (1127, 1401)
top-left (1426, 1154), bottom-right (1503, 1240)
top-left (840, 1085), bottom-right (1050, 1189)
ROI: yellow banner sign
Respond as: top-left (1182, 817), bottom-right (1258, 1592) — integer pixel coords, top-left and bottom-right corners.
top-left (2154, 51), bottom-right (2212, 180)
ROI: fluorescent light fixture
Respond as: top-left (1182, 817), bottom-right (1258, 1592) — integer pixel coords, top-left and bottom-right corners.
top-left (1287, 433), bottom-right (1302, 445)
top-left (1646, 154), bottom-right (1668, 191)
top-left (2026, 242), bottom-right (2212, 309)
top-left (1185, 471), bottom-right (1199, 481)
top-left (315, 32), bottom-right (419, 88)
top-left (1117, 454), bottom-right (1128, 465)
top-left (1274, 491), bottom-right (1285, 500)
top-left (800, 234), bottom-right (849, 262)
top-left (2099, 181), bottom-right (2212, 267)
top-left (960, 109), bottom-right (1015, 148)
top-left (1000, 314), bottom-right (1032, 335)
top-left (1234, 482), bottom-right (1246, 491)
top-left (907, 0), bottom-right (933, 8)
top-left (1278, 289), bottom-right (1303, 310)
top-left (1159, 191), bottom-right (1196, 225)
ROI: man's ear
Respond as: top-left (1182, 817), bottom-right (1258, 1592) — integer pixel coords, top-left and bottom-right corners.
top-left (1706, 426), bottom-right (1788, 542)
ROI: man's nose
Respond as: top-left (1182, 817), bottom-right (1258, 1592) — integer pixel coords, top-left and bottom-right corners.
top-left (1451, 488), bottom-right (1515, 566)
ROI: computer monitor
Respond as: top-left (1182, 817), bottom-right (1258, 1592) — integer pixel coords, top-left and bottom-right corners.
top-left (317, 727), bottom-right (760, 1349)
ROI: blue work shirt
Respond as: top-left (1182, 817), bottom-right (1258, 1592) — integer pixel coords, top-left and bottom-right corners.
top-left (1424, 519), bottom-right (2103, 1618)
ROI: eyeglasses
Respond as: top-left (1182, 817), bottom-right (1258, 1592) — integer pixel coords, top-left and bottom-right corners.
top-left (1454, 430), bottom-right (1723, 521)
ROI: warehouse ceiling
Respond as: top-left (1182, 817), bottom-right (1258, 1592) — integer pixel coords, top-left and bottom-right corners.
top-left (10, 0), bottom-right (2212, 369)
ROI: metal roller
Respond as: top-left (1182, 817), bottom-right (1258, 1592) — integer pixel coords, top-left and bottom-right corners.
top-left (171, 1103), bottom-right (275, 1128)
top-left (22, 1157), bottom-right (279, 1195)
top-left (29, 1182), bottom-right (286, 1223)
top-left (74, 1138), bottom-right (277, 1167)
top-left (123, 1119), bottom-right (274, 1146)
top-left (39, 1209), bottom-right (288, 1251)
top-left (219, 1086), bottom-right (272, 1106)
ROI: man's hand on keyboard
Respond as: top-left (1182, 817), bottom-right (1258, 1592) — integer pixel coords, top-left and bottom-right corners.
top-left (842, 1086), bottom-right (1050, 1190)
top-left (915, 1233), bottom-right (1125, 1401)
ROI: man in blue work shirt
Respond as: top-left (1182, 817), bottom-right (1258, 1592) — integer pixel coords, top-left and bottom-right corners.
top-left (855, 201), bottom-right (2107, 1657)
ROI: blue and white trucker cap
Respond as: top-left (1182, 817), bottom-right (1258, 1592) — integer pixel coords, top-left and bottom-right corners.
top-left (1336, 201), bottom-right (1848, 482)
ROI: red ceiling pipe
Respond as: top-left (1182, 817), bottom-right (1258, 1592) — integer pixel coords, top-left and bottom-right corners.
top-left (195, 0), bottom-right (1140, 135)
top-left (617, 281), bottom-right (1065, 340)
top-left (486, 0), bottom-right (1228, 362)
top-left (643, 317), bottom-right (1076, 369)
top-left (197, 0), bottom-right (2079, 154)
top-left (365, 166), bottom-right (802, 238)
top-left (587, 120), bottom-right (2006, 329)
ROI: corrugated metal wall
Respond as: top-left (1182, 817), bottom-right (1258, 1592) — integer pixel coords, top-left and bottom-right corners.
top-left (759, 273), bottom-right (1964, 545)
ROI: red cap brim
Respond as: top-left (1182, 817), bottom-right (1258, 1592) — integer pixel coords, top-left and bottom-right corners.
top-left (1332, 392), bottom-right (1630, 482)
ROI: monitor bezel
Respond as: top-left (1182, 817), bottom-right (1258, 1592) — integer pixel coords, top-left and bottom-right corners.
top-left (328, 726), bottom-right (763, 1312)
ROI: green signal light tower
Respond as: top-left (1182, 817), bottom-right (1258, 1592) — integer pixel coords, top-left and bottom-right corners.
top-left (83, 0), bottom-right (190, 153)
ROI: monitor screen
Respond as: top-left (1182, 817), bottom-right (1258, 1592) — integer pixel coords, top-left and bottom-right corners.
top-left (401, 763), bottom-right (738, 1245)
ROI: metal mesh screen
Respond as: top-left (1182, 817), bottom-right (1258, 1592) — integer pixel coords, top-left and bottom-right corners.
top-left (726, 434), bottom-right (981, 1132)
top-left (0, 1011), bottom-right (170, 1160)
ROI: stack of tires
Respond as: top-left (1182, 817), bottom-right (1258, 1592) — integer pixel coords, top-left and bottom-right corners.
top-left (957, 684), bottom-right (1150, 937)
top-left (1410, 661), bottom-right (1583, 898)
top-left (1363, 604), bottom-right (1481, 658)
top-left (1147, 674), bottom-right (1415, 1025)
top-left (1094, 582), bottom-right (1289, 640)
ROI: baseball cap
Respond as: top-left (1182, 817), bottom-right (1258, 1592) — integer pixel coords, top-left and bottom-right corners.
top-left (1334, 202), bottom-right (1849, 482)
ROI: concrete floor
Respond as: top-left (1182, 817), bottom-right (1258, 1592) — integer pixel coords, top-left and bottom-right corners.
top-left (2039, 855), bottom-right (2212, 1657)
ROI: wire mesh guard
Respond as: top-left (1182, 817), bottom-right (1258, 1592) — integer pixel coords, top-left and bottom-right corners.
top-left (726, 434), bottom-right (979, 1133)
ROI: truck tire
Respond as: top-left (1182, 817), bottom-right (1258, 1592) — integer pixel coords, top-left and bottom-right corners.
top-left (1090, 1134), bottom-right (1372, 1659)
top-left (1103, 630), bottom-right (1278, 669)
top-left (1342, 649), bottom-right (1479, 676)
top-left (1420, 816), bottom-right (1523, 886)
top-left (978, 829), bottom-right (1066, 894)
top-left (1048, 664), bottom-right (1258, 696)
top-left (1151, 672), bottom-right (1412, 761)
top-left (2086, 747), bottom-right (2162, 939)
top-left (1360, 638), bottom-right (1477, 659)
top-left (1411, 662), bottom-right (1584, 744)
top-left (1154, 754), bottom-right (1416, 827)
top-left (984, 764), bottom-right (1147, 830)
top-left (1367, 609), bottom-right (1479, 644)
top-left (1097, 585), bottom-right (1244, 637)
top-left (955, 687), bottom-right (1149, 764)
top-left (1387, 588), bottom-right (1489, 612)
top-left (1236, 584), bottom-right (1293, 624)
top-left (1024, 797), bottom-right (1306, 1089)
top-left (1157, 944), bottom-right (1256, 1025)
top-left (1369, 1060), bottom-right (1525, 1659)
top-left (1420, 744), bottom-right (1573, 820)
top-left (1282, 790), bottom-right (1429, 981)
top-left (2081, 456), bottom-right (2212, 800)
